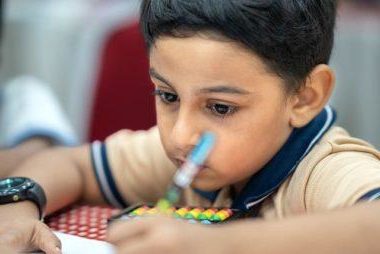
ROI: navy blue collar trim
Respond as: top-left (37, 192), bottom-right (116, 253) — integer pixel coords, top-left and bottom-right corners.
top-left (194, 106), bottom-right (336, 211)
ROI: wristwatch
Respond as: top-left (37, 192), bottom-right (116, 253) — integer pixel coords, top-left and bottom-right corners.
top-left (0, 177), bottom-right (47, 220)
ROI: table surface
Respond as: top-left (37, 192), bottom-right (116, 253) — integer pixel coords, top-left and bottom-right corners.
top-left (45, 205), bottom-right (120, 241)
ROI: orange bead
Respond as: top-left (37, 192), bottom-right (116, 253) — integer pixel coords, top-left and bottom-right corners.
top-left (184, 208), bottom-right (202, 219)
top-left (130, 206), bottom-right (149, 216)
top-left (175, 207), bottom-right (190, 218)
top-left (215, 210), bottom-right (230, 220)
top-left (146, 207), bottom-right (158, 215)
top-left (202, 208), bottom-right (217, 219)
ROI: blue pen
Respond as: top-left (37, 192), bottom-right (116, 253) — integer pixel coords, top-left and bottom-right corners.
top-left (156, 132), bottom-right (216, 211)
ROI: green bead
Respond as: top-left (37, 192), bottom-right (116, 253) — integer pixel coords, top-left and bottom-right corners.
top-left (166, 189), bottom-right (180, 203)
top-left (173, 213), bottom-right (182, 218)
top-left (197, 213), bottom-right (208, 220)
top-left (210, 214), bottom-right (222, 222)
top-left (184, 213), bottom-right (195, 219)
top-left (156, 199), bottom-right (171, 212)
top-left (200, 220), bottom-right (212, 225)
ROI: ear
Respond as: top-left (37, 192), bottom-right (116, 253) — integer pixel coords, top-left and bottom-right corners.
top-left (289, 64), bottom-right (335, 128)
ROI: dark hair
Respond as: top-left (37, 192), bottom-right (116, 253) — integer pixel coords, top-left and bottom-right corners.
top-left (140, 0), bottom-right (337, 91)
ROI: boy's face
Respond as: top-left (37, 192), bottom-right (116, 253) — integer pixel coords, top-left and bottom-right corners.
top-left (150, 35), bottom-right (294, 191)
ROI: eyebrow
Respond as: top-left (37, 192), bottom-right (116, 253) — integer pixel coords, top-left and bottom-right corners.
top-left (149, 68), bottom-right (251, 95)
top-left (149, 68), bottom-right (173, 88)
top-left (199, 86), bottom-right (250, 95)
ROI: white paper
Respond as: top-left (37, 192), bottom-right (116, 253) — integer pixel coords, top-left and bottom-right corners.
top-left (32, 232), bottom-right (115, 254)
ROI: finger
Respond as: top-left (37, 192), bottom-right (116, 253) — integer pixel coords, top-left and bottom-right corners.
top-left (31, 222), bottom-right (62, 254)
top-left (0, 245), bottom-right (17, 254)
top-left (116, 238), bottom-right (158, 254)
top-left (107, 217), bottom-right (160, 244)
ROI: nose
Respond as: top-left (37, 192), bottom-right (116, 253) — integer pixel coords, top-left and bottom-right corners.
top-left (170, 109), bottom-right (201, 157)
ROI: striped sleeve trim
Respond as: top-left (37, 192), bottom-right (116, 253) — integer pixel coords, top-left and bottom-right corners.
top-left (358, 188), bottom-right (380, 202)
top-left (90, 141), bottom-right (127, 208)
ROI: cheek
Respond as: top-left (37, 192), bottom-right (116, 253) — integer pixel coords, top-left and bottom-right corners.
top-left (156, 104), bottom-right (175, 153)
top-left (156, 101), bottom-right (172, 128)
top-left (209, 134), bottom-right (262, 182)
top-left (208, 109), bottom-right (291, 183)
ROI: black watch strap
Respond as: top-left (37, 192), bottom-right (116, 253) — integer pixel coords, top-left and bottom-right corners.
top-left (26, 180), bottom-right (47, 220)
top-left (0, 177), bottom-right (47, 220)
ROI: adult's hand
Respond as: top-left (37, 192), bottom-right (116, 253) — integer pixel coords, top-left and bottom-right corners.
top-left (0, 201), bottom-right (61, 254)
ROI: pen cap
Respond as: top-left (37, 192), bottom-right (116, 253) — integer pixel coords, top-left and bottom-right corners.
top-left (188, 132), bottom-right (216, 166)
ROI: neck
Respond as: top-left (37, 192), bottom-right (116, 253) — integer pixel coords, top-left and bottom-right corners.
top-left (233, 178), bottom-right (250, 196)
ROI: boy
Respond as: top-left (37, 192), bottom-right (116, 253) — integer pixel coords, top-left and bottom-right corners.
top-left (1, 0), bottom-right (380, 253)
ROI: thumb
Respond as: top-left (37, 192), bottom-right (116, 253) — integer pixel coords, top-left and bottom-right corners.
top-left (107, 218), bottom-right (152, 244)
top-left (0, 245), bottom-right (17, 254)
top-left (31, 222), bottom-right (62, 254)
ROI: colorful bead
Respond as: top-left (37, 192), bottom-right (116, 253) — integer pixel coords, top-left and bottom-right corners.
top-left (164, 207), bottom-right (176, 216)
top-left (201, 208), bottom-right (217, 219)
top-left (210, 214), bottom-right (222, 222)
top-left (212, 210), bottom-right (231, 221)
top-left (127, 206), bottom-right (233, 223)
top-left (175, 207), bottom-right (190, 218)
top-left (197, 213), bottom-right (208, 220)
top-left (187, 219), bottom-right (198, 224)
top-left (129, 206), bottom-right (149, 216)
top-left (185, 208), bottom-right (203, 219)
top-left (146, 207), bottom-right (158, 215)
top-left (156, 199), bottom-right (171, 212)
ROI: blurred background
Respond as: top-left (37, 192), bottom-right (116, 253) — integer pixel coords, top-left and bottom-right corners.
top-left (0, 0), bottom-right (379, 147)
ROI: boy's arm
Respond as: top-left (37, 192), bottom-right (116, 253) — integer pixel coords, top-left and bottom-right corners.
top-left (4, 126), bottom-right (174, 216)
top-left (0, 137), bottom-right (52, 178)
top-left (8, 145), bottom-right (103, 214)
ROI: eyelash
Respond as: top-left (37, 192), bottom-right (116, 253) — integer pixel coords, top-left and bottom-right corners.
top-left (206, 102), bottom-right (238, 118)
top-left (152, 89), bottom-right (179, 104)
top-left (153, 89), bottom-right (238, 118)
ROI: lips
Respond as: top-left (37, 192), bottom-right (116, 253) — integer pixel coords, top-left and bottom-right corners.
top-left (172, 158), bottom-right (207, 170)
top-left (174, 158), bottom-right (185, 168)
top-left (199, 165), bottom-right (206, 171)
top-left (173, 158), bottom-right (208, 172)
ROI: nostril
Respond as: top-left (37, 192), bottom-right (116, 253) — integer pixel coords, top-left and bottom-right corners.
top-left (173, 158), bottom-right (186, 168)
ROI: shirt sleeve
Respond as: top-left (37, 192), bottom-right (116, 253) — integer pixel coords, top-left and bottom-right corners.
top-left (90, 126), bottom-right (176, 208)
top-left (304, 150), bottom-right (380, 212)
top-left (358, 188), bottom-right (380, 202)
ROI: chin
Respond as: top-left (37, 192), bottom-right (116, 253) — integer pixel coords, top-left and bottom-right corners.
top-left (191, 179), bottom-right (222, 192)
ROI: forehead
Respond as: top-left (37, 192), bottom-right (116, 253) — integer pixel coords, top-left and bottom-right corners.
top-left (149, 36), bottom-right (273, 85)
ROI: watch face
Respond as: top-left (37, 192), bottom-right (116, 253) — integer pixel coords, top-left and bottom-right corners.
top-left (0, 177), bottom-right (44, 215)
top-left (0, 177), bottom-right (26, 190)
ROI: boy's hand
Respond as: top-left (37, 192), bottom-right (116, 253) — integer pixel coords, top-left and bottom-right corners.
top-left (0, 202), bottom-right (61, 254)
top-left (107, 216), bottom-right (233, 254)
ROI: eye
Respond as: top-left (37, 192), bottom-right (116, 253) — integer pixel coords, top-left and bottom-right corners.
top-left (153, 89), bottom-right (179, 104)
top-left (207, 103), bottom-right (237, 117)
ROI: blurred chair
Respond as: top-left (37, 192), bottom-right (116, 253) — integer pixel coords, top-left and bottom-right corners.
top-left (88, 21), bottom-right (156, 141)
top-left (65, 1), bottom-right (156, 142)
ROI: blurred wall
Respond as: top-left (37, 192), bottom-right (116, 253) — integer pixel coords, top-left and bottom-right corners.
top-left (0, 0), bottom-right (140, 141)
top-left (330, 3), bottom-right (380, 148)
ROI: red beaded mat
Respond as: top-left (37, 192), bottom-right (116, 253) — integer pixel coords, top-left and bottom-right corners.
top-left (45, 205), bottom-right (120, 241)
